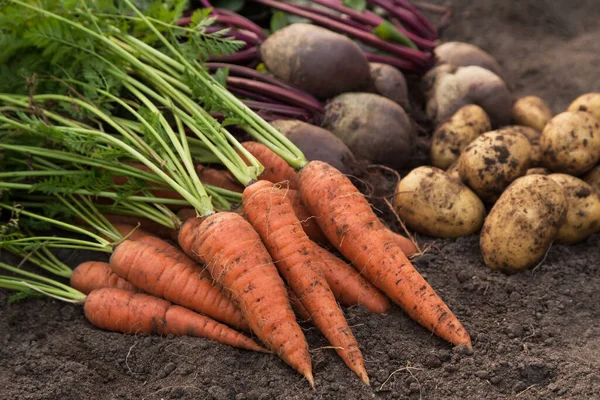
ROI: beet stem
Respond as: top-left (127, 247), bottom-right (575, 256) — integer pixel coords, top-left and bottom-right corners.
top-left (227, 77), bottom-right (323, 113)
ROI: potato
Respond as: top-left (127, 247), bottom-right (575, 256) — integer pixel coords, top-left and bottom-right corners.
top-left (567, 92), bottom-right (600, 120)
top-left (584, 165), bottom-right (600, 195)
top-left (259, 24), bottom-right (370, 98)
top-left (497, 125), bottom-right (542, 166)
top-left (446, 160), bottom-right (461, 181)
top-left (368, 63), bottom-right (409, 109)
top-left (430, 104), bottom-right (491, 169)
top-left (422, 65), bottom-right (513, 127)
top-left (457, 131), bottom-right (532, 203)
top-left (512, 96), bottom-right (553, 132)
top-left (270, 119), bottom-right (356, 174)
top-left (540, 111), bottom-right (600, 175)
top-left (434, 41), bottom-right (503, 77)
top-left (394, 167), bottom-right (486, 238)
top-left (480, 175), bottom-right (567, 273)
top-left (526, 167), bottom-right (549, 176)
top-left (548, 173), bottom-right (600, 244)
top-left (322, 92), bottom-right (415, 169)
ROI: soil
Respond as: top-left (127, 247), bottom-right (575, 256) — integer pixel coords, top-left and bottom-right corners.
top-left (1, 1), bottom-right (600, 399)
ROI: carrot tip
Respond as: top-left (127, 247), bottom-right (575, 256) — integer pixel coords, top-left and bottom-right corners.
top-left (361, 374), bottom-right (370, 385)
top-left (306, 373), bottom-right (315, 390)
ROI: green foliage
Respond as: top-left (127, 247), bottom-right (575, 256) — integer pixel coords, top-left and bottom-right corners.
top-left (270, 11), bottom-right (289, 33)
top-left (7, 290), bottom-right (44, 304)
top-left (343, 0), bottom-right (367, 12)
top-left (372, 20), bottom-right (417, 50)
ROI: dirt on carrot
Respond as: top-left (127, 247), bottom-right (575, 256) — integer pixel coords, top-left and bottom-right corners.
top-left (298, 161), bottom-right (471, 349)
top-left (110, 239), bottom-right (249, 332)
top-left (242, 180), bottom-right (369, 384)
top-left (177, 212), bottom-right (314, 386)
top-left (84, 288), bottom-right (266, 352)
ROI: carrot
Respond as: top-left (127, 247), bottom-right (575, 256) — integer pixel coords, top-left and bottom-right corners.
top-left (84, 288), bottom-right (267, 352)
top-left (196, 164), bottom-right (245, 193)
top-left (177, 212), bottom-right (313, 386)
top-left (313, 243), bottom-right (390, 314)
top-left (243, 180), bottom-right (369, 384)
top-left (241, 142), bottom-right (300, 189)
top-left (70, 261), bottom-right (139, 295)
top-left (110, 239), bottom-right (250, 332)
top-left (283, 189), bottom-right (329, 245)
top-left (288, 288), bottom-right (312, 322)
top-left (391, 232), bottom-right (418, 257)
top-left (298, 161), bottom-right (472, 349)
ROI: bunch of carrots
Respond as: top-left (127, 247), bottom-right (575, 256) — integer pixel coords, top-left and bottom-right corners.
top-left (0, 0), bottom-right (471, 388)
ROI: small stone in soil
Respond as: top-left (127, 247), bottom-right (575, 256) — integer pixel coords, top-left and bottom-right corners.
top-left (513, 381), bottom-right (528, 393)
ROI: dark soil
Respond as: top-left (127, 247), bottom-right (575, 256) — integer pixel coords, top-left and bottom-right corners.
top-left (2, 1), bottom-right (600, 399)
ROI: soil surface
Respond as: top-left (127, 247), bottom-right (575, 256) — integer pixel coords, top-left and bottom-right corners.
top-left (2, 1), bottom-right (599, 399)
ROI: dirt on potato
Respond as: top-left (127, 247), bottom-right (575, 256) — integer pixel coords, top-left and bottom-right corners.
top-left (2, 0), bottom-right (600, 399)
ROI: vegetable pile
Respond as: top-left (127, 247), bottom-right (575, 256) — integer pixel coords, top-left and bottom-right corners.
top-left (0, 0), bottom-right (470, 389)
top-left (1, 0), bottom-right (597, 392)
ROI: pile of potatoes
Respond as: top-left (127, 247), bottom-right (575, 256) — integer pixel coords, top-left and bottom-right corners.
top-left (395, 91), bottom-right (600, 274)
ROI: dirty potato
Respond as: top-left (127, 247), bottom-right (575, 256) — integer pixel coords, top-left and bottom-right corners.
top-left (496, 125), bottom-right (542, 166)
top-left (567, 92), bottom-right (600, 120)
top-left (512, 96), bottom-right (553, 132)
top-left (584, 165), bottom-right (600, 195)
top-left (548, 173), bottom-right (600, 244)
top-left (540, 111), bottom-right (600, 175)
top-left (394, 166), bottom-right (486, 238)
top-left (430, 104), bottom-right (491, 169)
top-left (458, 131), bottom-right (532, 203)
top-left (480, 175), bottom-right (567, 273)
top-left (446, 159), bottom-right (461, 181)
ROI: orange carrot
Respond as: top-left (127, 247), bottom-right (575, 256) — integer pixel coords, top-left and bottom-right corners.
top-left (178, 212), bottom-right (313, 386)
top-left (241, 142), bottom-right (300, 189)
top-left (84, 288), bottom-right (267, 352)
top-left (243, 180), bottom-right (369, 384)
top-left (313, 243), bottom-right (390, 314)
top-left (298, 161), bottom-right (472, 349)
top-left (70, 261), bottom-right (139, 295)
top-left (283, 189), bottom-right (329, 245)
top-left (196, 164), bottom-right (245, 193)
top-left (110, 239), bottom-right (249, 332)
top-left (288, 288), bottom-right (312, 322)
top-left (391, 232), bottom-right (418, 257)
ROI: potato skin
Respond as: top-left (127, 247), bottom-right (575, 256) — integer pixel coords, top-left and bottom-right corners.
top-left (430, 104), bottom-right (491, 169)
top-left (512, 96), bottom-right (553, 132)
top-left (270, 119), bottom-right (356, 174)
top-left (259, 24), bottom-right (370, 98)
top-left (548, 173), bottom-right (600, 244)
top-left (567, 93), bottom-right (600, 120)
top-left (322, 92), bottom-right (414, 169)
top-left (446, 160), bottom-right (461, 181)
top-left (497, 125), bottom-right (542, 166)
top-left (434, 41), bottom-right (503, 77)
top-left (584, 165), bottom-right (600, 196)
top-left (458, 131), bottom-right (532, 203)
top-left (480, 175), bottom-right (567, 273)
top-left (368, 63), bottom-right (409, 109)
top-left (540, 111), bottom-right (600, 175)
top-left (423, 65), bottom-right (513, 127)
top-left (394, 167), bottom-right (486, 238)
